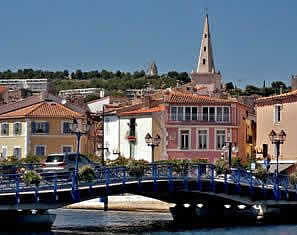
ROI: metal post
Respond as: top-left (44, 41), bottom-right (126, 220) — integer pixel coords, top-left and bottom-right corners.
top-left (101, 105), bottom-right (105, 166)
top-left (151, 145), bottom-right (155, 163)
top-left (75, 132), bottom-right (81, 182)
top-left (228, 142), bottom-right (232, 169)
top-left (276, 141), bottom-right (280, 176)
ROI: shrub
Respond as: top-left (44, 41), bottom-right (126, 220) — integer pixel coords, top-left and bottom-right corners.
top-left (78, 165), bottom-right (96, 182)
top-left (215, 159), bottom-right (228, 175)
top-left (253, 167), bottom-right (268, 183)
top-left (21, 154), bottom-right (44, 164)
top-left (127, 160), bottom-right (148, 178)
top-left (23, 170), bottom-right (41, 186)
top-left (289, 173), bottom-right (297, 186)
top-left (86, 153), bottom-right (102, 164)
top-left (106, 156), bottom-right (129, 167)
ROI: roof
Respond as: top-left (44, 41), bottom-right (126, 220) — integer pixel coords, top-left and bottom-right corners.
top-left (0, 92), bottom-right (87, 115)
top-left (165, 92), bottom-right (236, 105)
top-left (0, 101), bottom-right (83, 119)
top-left (120, 105), bottom-right (165, 116)
top-left (256, 90), bottom-right (297, 106)
top-left (0, 86), bottom-right (8, 94)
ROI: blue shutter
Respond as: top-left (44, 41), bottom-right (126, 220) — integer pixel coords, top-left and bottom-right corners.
top-left (63, 122), bottom-right (68, 134)
top-left (19, 123), bottom-right (22, 135)
top-left (31, 122), bottom-right (36, 134)
top-left (45, 122), bottom-right (49, 134)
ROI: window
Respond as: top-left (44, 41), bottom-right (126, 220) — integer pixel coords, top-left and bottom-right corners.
top-left (204, 46), bottom-right (206, 51)
top-left (177, 107), bottom-right (184, 121)
top-left (171, 107), bottom-right (177, 120)
top-left (63, 121), bottom-right (72, 134)
top-left (32, 122), bottom-right (49, 134)
top-left (185, 107), bottom-right (191, 121)
top-left (274, 105), bottom-right (281, 123)
top-left (13, 122), bottom-right (22, 135)
top-left (203, 59), bottom-right (206, 65)
top-left (62, 146), bottom-right (72, 153)
top-left (223, 107), bottom-right (230, 122)
top-left (204, 34), bottom-right (207, 38)
top-left (13, 147), bottom-right (22, 159)
top-left (198, 130), bottom-right (208, 149)
top-left (35, 145), bottom-right (46, 156)
top-left (216, 130), bottom-right (226, 149)
top-left (216, 107), bottom-right (223, 122)
top-left (1, 123), bottom-right (9, 136)
top-left (129, 118), bottom-right (136, 136)
top-left (203, 107), bottom-right (208, 121)
top-left (209, 107), bottom-right (215, 122)
top-left (192, 107), bottom-right (197, 121)
top-left (180, 130), bottom-right (190, 149)
top-left (2, 146), bottom-right (7, 159)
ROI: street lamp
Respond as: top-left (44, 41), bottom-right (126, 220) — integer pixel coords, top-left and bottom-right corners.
top-left (145, 133), bottom-right (161, 162)
top-left (71, 118), bottom-right (92, 178)
top-left (269, 129), bottom-right (286, 175)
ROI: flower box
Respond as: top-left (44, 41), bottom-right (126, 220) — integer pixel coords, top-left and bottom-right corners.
top-left (127, 136), bottom-right (136, 142)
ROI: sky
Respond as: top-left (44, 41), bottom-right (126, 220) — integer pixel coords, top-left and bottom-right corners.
top-left (0, 0), bottom-right (297, 88)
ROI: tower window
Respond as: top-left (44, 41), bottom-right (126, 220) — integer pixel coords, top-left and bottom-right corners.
top-left (203, 46), bottom-right (206, 51)
top-left (204, 34), bottom-right (207, 38)
top-left (203, 59), bottom-right (206, 64)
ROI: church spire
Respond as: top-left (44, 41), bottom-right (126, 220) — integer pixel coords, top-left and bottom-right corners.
top-left (196, 14), bottom-right (215, 73)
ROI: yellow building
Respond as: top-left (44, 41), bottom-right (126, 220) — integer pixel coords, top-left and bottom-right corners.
top-left (0, 101), bottom-right (88, 159)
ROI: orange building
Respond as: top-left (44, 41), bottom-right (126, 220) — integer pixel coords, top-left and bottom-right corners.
top-left (0, 100), bottom-right (88, 158)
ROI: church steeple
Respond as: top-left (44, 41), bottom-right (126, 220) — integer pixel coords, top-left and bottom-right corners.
top-left (196, 14), bottom-right (215, 73)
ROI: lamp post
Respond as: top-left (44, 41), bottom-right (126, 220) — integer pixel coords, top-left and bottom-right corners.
top-left (269, 130), bottom-right (286, 176)
top-left (145, 133), bottom-right (161, 163)
top-left (71, 118), bottom-right (91, 178)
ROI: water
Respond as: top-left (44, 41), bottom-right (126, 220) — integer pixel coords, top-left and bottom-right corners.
top-left (1, 209), bottom-right (297, 234)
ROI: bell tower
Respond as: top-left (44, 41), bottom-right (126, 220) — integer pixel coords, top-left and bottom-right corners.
top-left (191, 14), bottom-right (222, 91)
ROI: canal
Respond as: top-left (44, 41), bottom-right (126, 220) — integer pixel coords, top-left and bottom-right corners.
top-left (5, 209), bottom-right (297, 234)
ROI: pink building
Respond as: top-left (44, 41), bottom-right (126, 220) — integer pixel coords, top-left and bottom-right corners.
top-left (164, 92), bottom-right (249, 163)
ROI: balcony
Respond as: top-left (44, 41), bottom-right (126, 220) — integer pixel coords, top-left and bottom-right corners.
top-left (168, 113), bottom-right (231, 123)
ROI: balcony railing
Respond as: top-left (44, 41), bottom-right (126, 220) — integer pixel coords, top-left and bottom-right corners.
top-left (169, 113), bottom-right (230, 123)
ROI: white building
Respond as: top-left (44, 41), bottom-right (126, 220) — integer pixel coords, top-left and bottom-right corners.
top-left (0, 79), bottom-right (48, 92)
top-left (59, 88), bottom-right (104, 98)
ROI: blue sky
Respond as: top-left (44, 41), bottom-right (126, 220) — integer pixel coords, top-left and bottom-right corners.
top-left (0, 0), bottom-right (297, 88)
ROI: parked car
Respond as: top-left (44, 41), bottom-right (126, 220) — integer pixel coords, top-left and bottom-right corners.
top-left (41, 152), bottom-right (100, 179)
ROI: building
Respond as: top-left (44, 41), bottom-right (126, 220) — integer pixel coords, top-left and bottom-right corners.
top-left (118, 103), bottom-right (165, 162)
top-left (164, 91), bottom-right (249, 163)
top-left (191, 14), bottom-right (222, 93)
top-left (256, 91), bottom-right (297, 173)
top-left (0, 79), bottom-right (48, 92)
top-left (59, 88), bottom-right (105, 98)
top-left (0, 93), bottom-right (88, 159)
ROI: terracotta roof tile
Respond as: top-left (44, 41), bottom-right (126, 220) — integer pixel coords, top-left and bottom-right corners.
top-left (0, 101), bottom-right (83, 119)
top-left (120, 105), bottom-right (165, 116)
top-left (165, 92), bottom-right (236, 105)
top-left (256, 90), bottom-right (297, 105)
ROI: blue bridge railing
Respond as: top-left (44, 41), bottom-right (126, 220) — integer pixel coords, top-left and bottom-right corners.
top-left (0, 163), bottom-right (296, 203)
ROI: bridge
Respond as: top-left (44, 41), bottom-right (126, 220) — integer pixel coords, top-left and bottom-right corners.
top-left (0, 163), bottom-right (297, 225)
